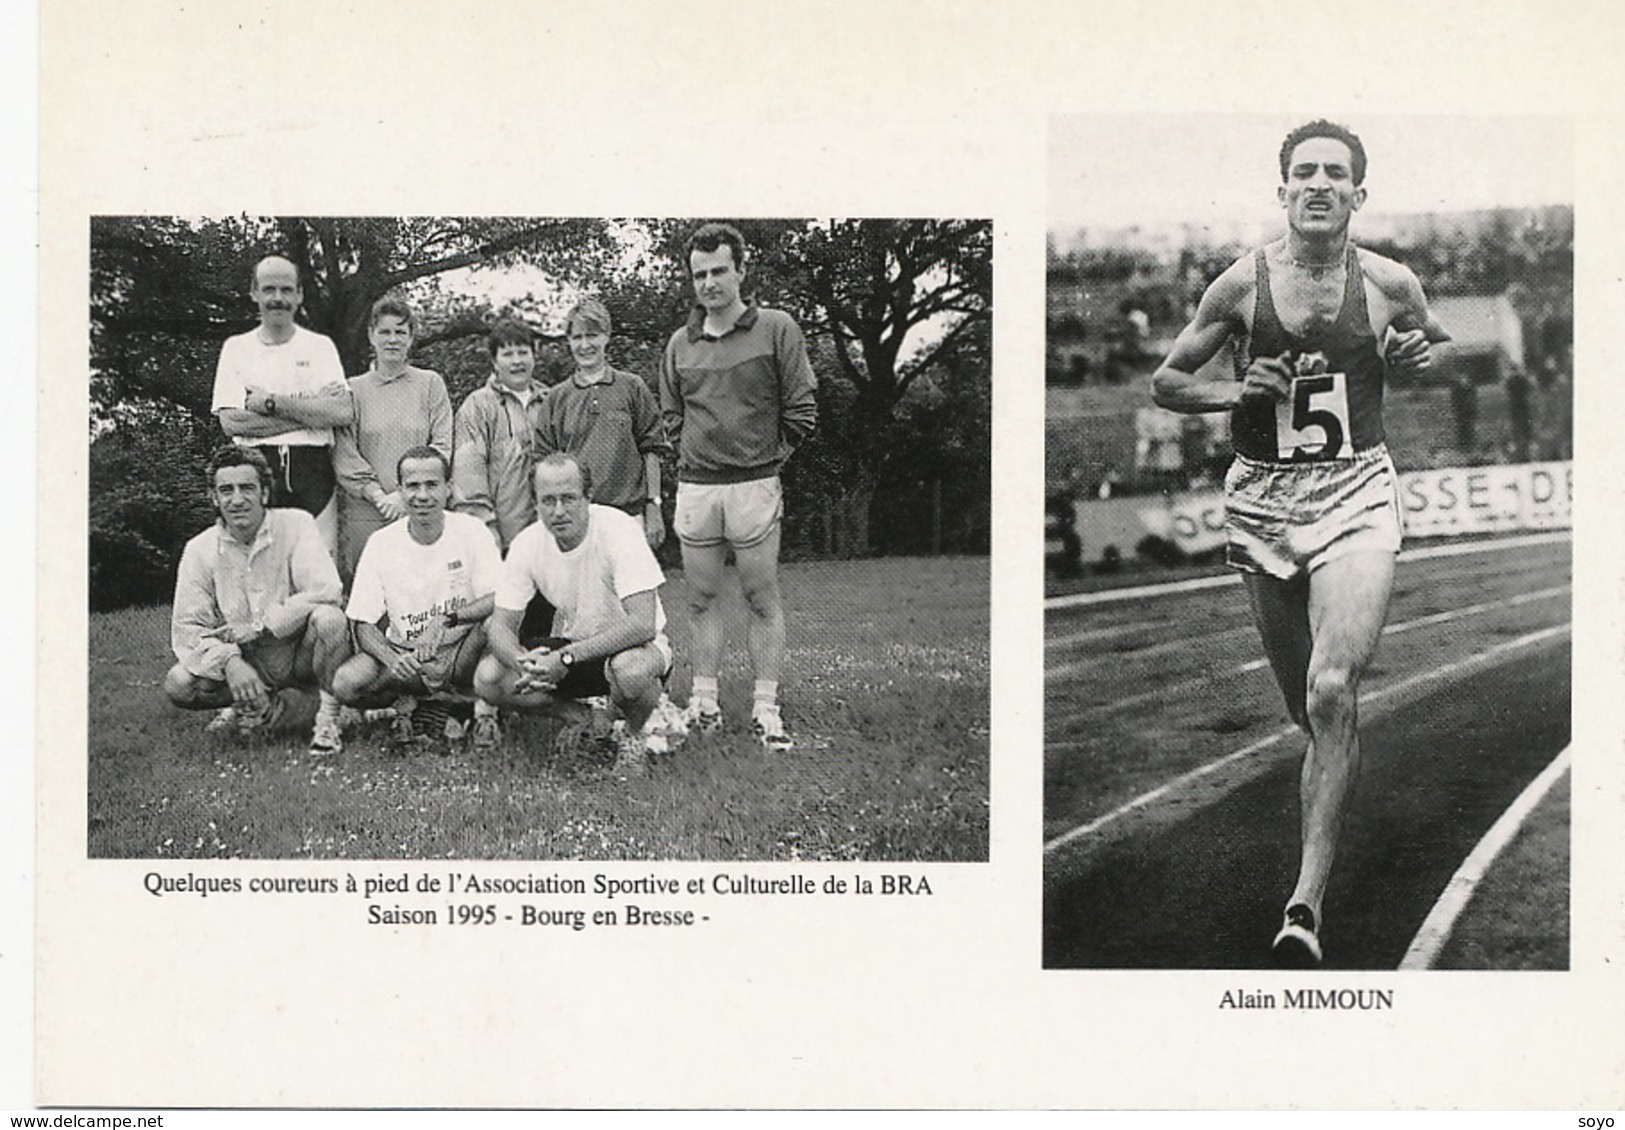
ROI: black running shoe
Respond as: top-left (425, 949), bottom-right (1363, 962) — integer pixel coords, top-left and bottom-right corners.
top-left (1272, 903), bottom-right (1323, 968)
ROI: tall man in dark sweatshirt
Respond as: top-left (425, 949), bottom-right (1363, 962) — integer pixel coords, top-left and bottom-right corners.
top-left (660, 223), bottom-right (817, 751)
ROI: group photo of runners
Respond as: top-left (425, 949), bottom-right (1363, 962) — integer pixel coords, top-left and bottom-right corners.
top-left (1044, 117), bottom-right (1573, 971)
top-left (88, 216), bottom-right (991, 862)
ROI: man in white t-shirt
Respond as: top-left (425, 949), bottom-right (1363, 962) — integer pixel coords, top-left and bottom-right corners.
top-left (211, 255), bottom-right (353, 555)
top-left (473, 452), bottom-right (675, 775)
top-left (333, 446), bottom-right (503, 751)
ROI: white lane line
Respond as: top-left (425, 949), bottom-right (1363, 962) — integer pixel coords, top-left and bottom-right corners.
top-left (1044, 531), bottom-right (1571, 611)
top-left (1046, 624), bottom-right (1248, 666)
top-left (1043, 623), bottom-right (1571, 855)
top-left (1048, 572), bottom-right (1239, 611)
top-left (1044, 585), bottom-right (1568, 717)
top-left (1399, 746), bottom-right (1572, 971)
top-left (1045, 618), bottom-right (1185, 651)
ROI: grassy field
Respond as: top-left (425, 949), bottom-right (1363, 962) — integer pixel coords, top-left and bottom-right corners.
top-left (88, 557), bottom-right (989, 862)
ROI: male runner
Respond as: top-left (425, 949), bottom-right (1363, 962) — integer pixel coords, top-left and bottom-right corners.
top-left (660, 223), bottom-right (817, 751)
top-left (333, 446), bottom-right (503, 752)
top-left (164, 445), bottom-right (350, 757)
top-left (474, 453), bottom-right (674, 776)
top-left (1151, 120), bottom-right (1447, 966)
top-left (211, 255), bottom-right (352, 556)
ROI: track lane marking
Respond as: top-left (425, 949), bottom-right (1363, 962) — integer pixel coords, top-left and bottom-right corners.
top-left (1044, 531), bottom-right (1571, 611)
top-left (1398, 745), bottom-right (1572, 971)
top-left (1044, 551), bottom-right (1559, 653)
top-left (1043, 623), bottom-right (1572, 855)
top-left (1044, 585), bottom-right (1569, 718)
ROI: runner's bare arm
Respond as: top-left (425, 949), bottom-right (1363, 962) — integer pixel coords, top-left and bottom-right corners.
top-left (216, 408), bottom-right (306, 439)
top-left (1372, 259), bottom-right (1451, 376)
top-left (484, 605), bottom-right (529, 670)
top-left (562, 589), bottom-right (658, 664)
top-left (241, 383), bottom-right (356, 427)
top-left (355, 619), bottom-right (420, 681)
top-left (1152, 268), bottom-right (1251, 413)
top-left (1384, 263), bottom-right (1451, 343)
top-left (447, 593), bottom-right (495, 626)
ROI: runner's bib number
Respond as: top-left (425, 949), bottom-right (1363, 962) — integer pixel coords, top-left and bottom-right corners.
top-left (1275, 372), bottom-right (1351, 461)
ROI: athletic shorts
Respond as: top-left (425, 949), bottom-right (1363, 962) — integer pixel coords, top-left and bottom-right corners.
top-left (241, 633), bottom-right (305, 689)
top-left (1223, 444), bottom-right (1403, 579)
top-left (674, 477), bottom-right (781, 549)
top-left (255, 444), bottom-right (337, 517)
top-left (532, 634), bottom-right (674, 700)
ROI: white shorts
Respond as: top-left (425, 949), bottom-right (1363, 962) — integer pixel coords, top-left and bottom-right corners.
top-left (674, 477), bottom-right (782, 550)
top-left (1224, 445), bottom-right (1403, 579)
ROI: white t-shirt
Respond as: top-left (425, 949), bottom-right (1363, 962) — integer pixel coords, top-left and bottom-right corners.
top-left (498, 505), bottom-right (668, 643)
top-left (347, 511), bottom-right (503, 649)
top-left (211, 324), bottom-right (349, 447)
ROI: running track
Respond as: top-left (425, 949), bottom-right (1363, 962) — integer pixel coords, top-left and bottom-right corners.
top-left (1043, 534), bottom-right (1571, 970)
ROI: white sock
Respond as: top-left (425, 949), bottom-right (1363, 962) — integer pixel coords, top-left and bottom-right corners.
top-left (691, 677), bottom-right (719, 706)
top-left (473, 699), bottom-right (498, 719)
top-left (317, 691), bottom-right (340, 719)
top-left (753, 681), bottom-right (779, 716)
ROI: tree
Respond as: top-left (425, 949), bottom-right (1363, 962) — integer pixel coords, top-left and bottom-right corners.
top-left (90, 215), bottom-right (618, 422)
top-left (768, 220), bottom-right (992, 554)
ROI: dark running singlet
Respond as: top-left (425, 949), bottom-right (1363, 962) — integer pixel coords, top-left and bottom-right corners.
top-left (1231, 245), bottom-right (1387, 464)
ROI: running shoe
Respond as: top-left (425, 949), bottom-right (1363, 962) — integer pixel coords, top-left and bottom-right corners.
top-left (236, 692), bottom-right (286, 734)
top-left (471, 715), bottom-right (501, 751)
top-left (308, 712), bottom-right (343, 758)
top-left (204, 706), bottom-right (238, 734)
top-left (552, 720), bottom-right (606, 759)
top-left (751, 706), bottom-right (792, 753)
top-left (643, 694), bottom-right (688, 757)
top-left (682, 697), bottom-right (723, 733)
top-left (1272, 903), bottom-right (1323, 968)
top-left (389, 697), bottom-right (419, 753)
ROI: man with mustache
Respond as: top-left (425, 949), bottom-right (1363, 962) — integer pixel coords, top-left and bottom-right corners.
top-left (210, 254), bottom-right (353, 558)
top-left (473, 453), bottom-right (673, 774)
top-left (164, 445), bottom-right (350, 757)
top-left (660, 222), bottom-right (817, 752)
top-left (1152, 120), bottom-right (1449, 967)
top-left (332, 446), bottom-right (503, 753)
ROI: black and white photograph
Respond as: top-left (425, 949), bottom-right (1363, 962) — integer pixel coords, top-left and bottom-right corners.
top-left (1044, 115), bottom-right (1574, 970)
top-left (20, 0), bottom-right (1625, 1115)
top-left (88, 216), bottom-right (991, 862)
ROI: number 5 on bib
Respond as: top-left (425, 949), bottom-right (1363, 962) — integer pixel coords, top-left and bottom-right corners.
top-left (1275, 372), bottom-right (1351, 461)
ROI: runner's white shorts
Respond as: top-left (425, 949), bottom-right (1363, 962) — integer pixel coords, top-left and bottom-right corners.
top-left (1223, 444), bottom-right (1403, 579)
top-left (674, 477), bottom-right (782, 550)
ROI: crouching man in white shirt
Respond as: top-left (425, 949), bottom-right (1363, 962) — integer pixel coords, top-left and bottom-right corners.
top-left (332, 446), bottom-right (503, 753)
top-left (474, 452), bottom-right (677, 776)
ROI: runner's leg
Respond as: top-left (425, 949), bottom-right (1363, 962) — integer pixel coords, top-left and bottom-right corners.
top-left (606, 645), bottom-right (664, 733)
top-left (1291, 548), bottom-right (1397, 919)
top-left (681, 540), bottom-right (728, 692)
top-left (1242, 572), bottom-right (1312, 728)
top-left (734, 524), bottom-right (785, 687)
